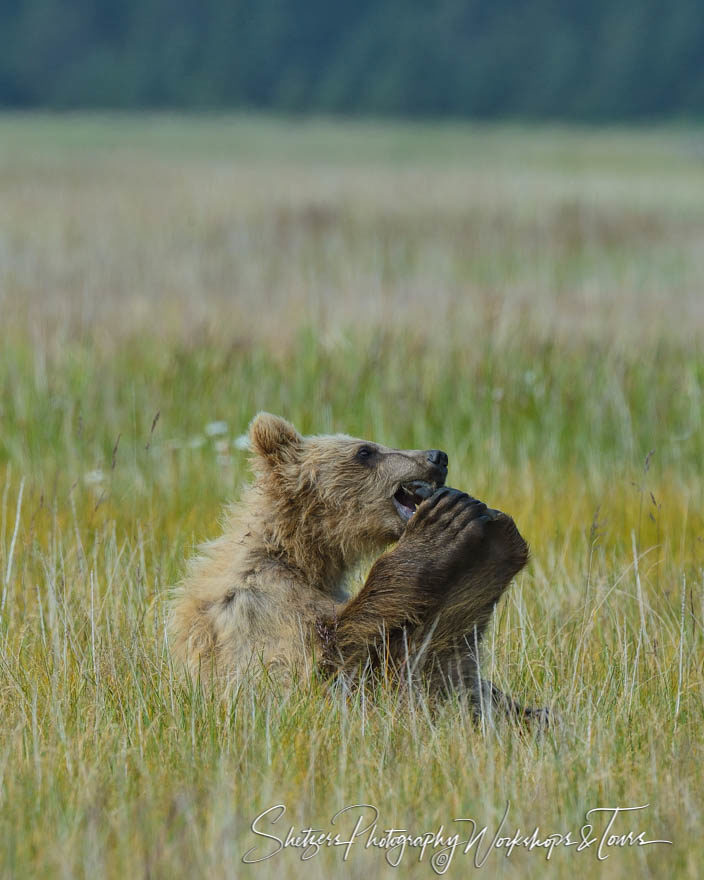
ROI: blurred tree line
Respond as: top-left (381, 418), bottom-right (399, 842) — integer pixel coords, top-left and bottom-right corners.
top-left (1, 0), bottom-right (703, 118)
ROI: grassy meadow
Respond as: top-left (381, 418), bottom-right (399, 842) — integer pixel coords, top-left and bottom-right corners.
top-left (0, 114), bottom-right (703, 878)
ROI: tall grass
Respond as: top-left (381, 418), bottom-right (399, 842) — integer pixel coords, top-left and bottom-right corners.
top-left (0, 115), bottom-right (703, 878)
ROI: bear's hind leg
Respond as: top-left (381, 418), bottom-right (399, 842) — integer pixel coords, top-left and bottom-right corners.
top-left (412, 510), bottom-right (547, 724)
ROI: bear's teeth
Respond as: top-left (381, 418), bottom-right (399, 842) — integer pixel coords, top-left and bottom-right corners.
top-left (393, 493), bottom-right (416, 521)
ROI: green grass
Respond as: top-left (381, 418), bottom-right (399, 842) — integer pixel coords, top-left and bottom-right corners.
top-left (1, 114), bottom-right (703, 878)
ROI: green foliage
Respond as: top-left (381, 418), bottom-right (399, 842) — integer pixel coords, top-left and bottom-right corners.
top-left (2, 0), bottom-right (704, 118)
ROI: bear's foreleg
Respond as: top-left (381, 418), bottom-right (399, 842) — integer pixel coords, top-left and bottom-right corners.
top-left (317, 489), bottom-right (490, 684)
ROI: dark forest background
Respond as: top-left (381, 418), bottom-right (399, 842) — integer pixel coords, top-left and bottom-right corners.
top-left (1, 0), bottom-right (703, 119)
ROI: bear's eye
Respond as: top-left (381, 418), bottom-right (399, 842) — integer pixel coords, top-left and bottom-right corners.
top-left (356, 445), bottom-right (376, 463)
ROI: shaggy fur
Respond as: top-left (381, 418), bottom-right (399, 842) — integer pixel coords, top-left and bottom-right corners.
top-left (169, 413), bottom-right (542, 720)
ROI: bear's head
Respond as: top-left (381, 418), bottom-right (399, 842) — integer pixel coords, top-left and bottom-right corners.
top-left (248, 412), bottom-right (449, 566)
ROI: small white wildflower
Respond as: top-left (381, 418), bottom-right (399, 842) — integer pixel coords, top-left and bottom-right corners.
top-left (84, 469), bottom-right (104, 485)
top-left (215, 439), bottom-right (229, 454)
top-left (187, 436), bottom-right (205, 449)
top-left (234, 433), bottom-right (251, 451)
top-left (205, 421), bottom-right (228, 437)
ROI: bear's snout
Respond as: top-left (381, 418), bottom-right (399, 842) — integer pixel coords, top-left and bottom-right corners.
top-left (426, 449), bottom-right (448, 471)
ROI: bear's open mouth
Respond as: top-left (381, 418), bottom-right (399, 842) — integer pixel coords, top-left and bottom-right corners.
top-left (393, 480), bottom-right (436, 521)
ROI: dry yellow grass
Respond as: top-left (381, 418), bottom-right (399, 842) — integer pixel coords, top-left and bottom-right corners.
top-left (0, 115), bottom-right (703, 878)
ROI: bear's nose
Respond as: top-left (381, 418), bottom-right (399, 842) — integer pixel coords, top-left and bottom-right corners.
top-left (426, 449), bottom-right (448, 469)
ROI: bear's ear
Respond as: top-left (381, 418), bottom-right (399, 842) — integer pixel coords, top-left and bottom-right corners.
top-left (249, 412), bottom-right (302, 465)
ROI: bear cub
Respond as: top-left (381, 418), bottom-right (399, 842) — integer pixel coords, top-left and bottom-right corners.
top-left (170, 412), bottom-right (543, 721)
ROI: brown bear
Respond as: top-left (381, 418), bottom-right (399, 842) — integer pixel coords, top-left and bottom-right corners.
top-left (169, 412), bottom-right (541, 721)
